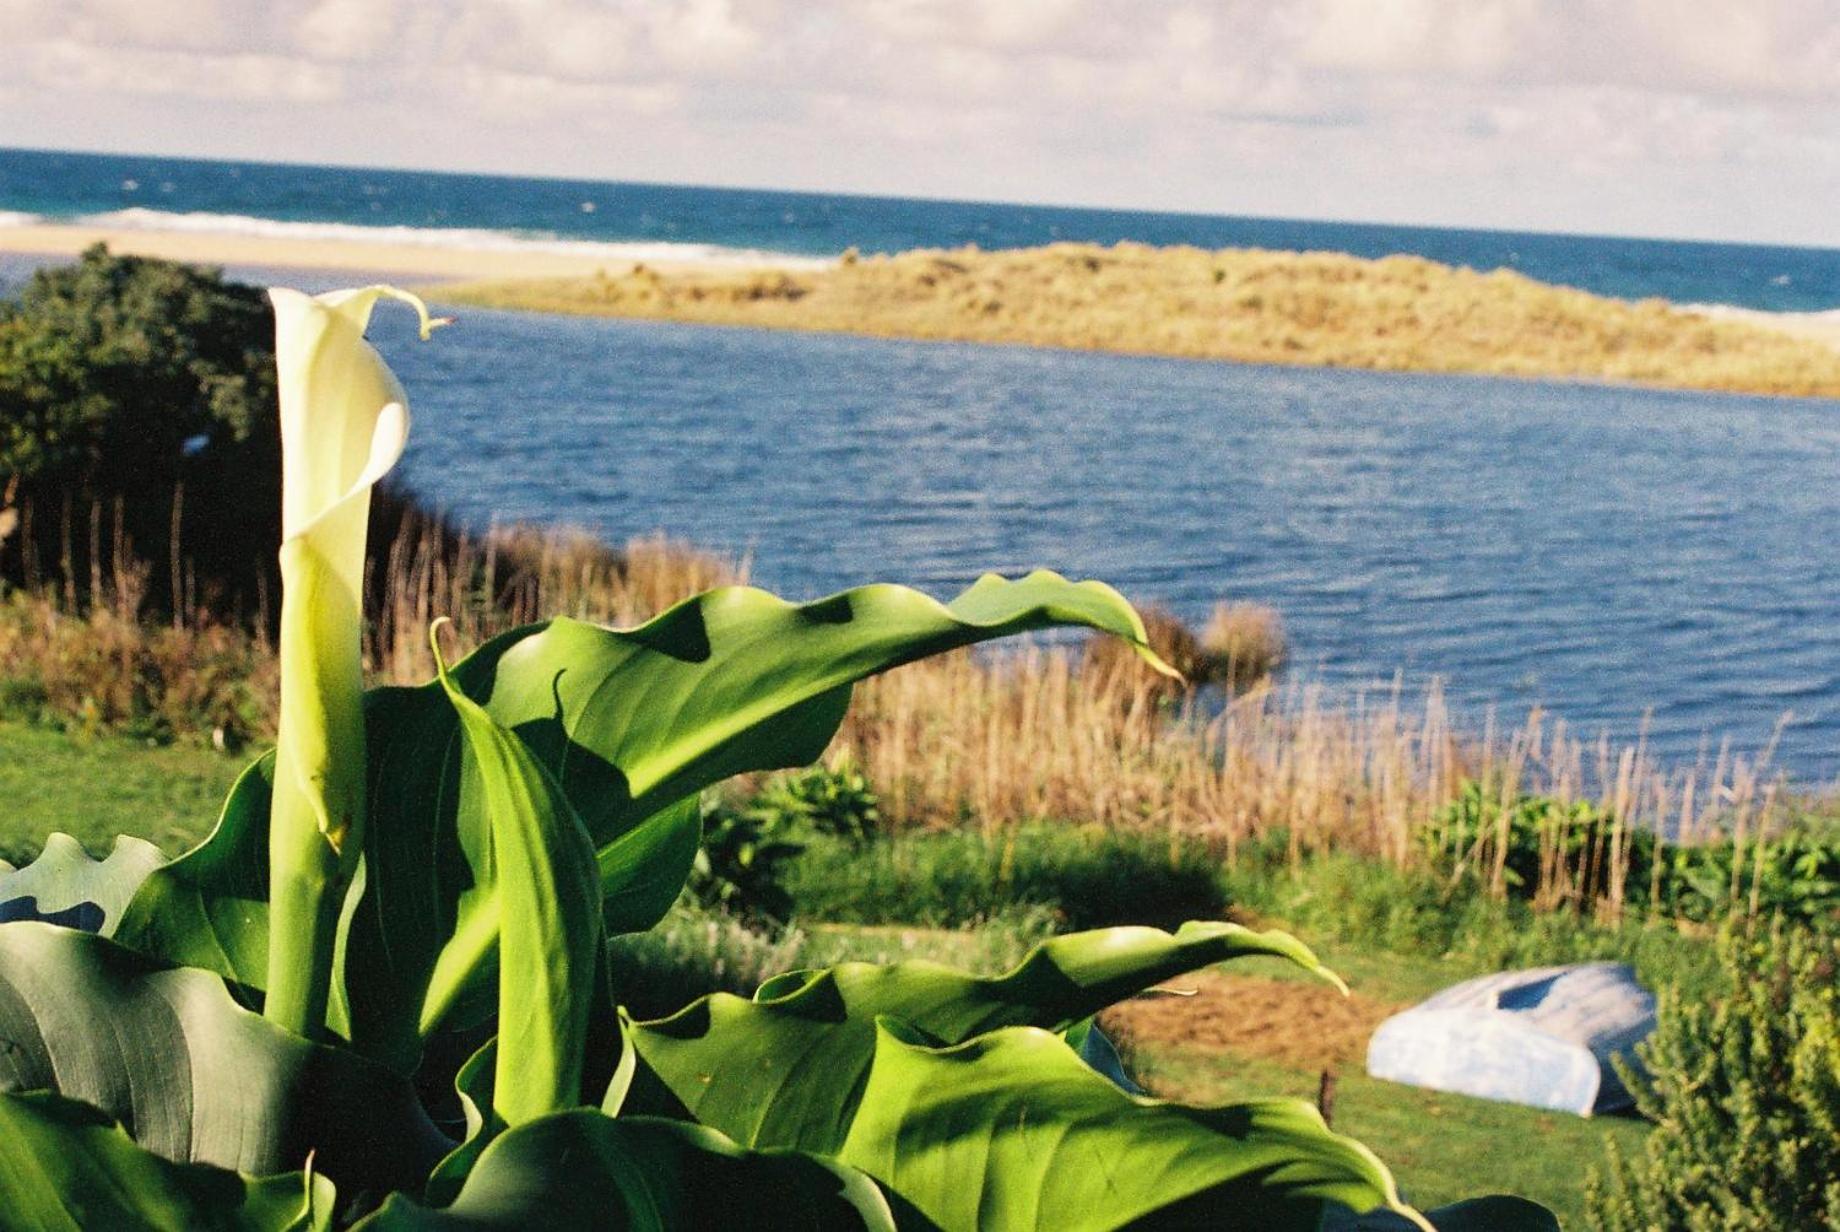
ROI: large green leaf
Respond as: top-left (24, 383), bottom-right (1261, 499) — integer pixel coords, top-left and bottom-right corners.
top-left (0, 1091), bottom-right (334, 1232)
top-left (0, 922), bottom-right (449, 1198)
top-left (117, 572), bottom-right (1168, 1069)
top-left (355, 1110), bottom-right (895, 1230)
top-left (629, 921), bottom-right (1333, 1154)
top-left (110, 755), bottom-right (275, 1002)
top-left (433, 629), bottom-right (603, 1128)
top-left (837, 1020), bottom-right (1421, 1232)
top-left (0, 834), bottom-right (165, 933)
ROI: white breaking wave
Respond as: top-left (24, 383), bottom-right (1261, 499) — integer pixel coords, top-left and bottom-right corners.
top-left (8, 206), bottom-right (833, 269)
top-left (1683, 301), bottom-right (1840, 324)
top-left (1683, 301), bottom-right (1840, 352)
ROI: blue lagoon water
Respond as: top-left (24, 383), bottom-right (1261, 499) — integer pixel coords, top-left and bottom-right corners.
top-left (4, 148), bottom-right (1839, 779)
top-left (362, 304), bottom-right (1840, 782)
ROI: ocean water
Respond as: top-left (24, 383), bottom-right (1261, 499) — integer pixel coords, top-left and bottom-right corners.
top-left (4, 146), bottom-right (1840, 311)
top-left (3, 148), bottom-right (1839, 781)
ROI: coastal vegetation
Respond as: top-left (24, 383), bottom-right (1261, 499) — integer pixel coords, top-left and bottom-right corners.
top-left (434, 241), bottom-right (1840, 399)
top-left (0, 247), bottom-right (279, 615)
top-left (5, 250), bottom-right (1836, 1229)
top-left (0, 274), bottom-right (1561, 1229)
top-left (1586, 925), bottom-right (1840, 1230)
top-left (0, 717), bottom-right (1809, 1228)
top-left (5, 510), bottom-right (1830, 929)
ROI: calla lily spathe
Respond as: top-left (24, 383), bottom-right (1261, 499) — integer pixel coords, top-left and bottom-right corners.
top-left (265, 285), bottom-right (444, 1035)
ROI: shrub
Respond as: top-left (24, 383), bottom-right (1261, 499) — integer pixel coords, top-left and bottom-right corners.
top-left (747, 759), bottom-right (882, 843)
top-left (1082, 599), bottom-right (1285, 697)
top-left (1419, 780), bottom-right (1639, 907)
top-left (1081, 602), bottom-right (1205, 698)
top-left (1199, 600), bottom-right (1287, 686)
top-left (0, 245), bottom-right (279, 613)
top-left (784, 822), bottom-right (1231, 931)
top-left (1586, 926), bottom-right (1840, 1231)
top-left (687, 797), bottom-right (806, 925)
top-left (1421, 779), bottom-right (1840, 926)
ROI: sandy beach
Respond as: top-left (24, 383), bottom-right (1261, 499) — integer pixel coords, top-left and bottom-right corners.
top-left (0, 221), bottom-right (631, 280)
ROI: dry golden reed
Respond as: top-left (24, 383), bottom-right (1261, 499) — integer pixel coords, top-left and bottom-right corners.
top-left (1, 520), bottom-right (1807, 921)
top-left (825, 646), bottom-right (1797, 921)
top-left (365, 510), bottom-right (747, 684)
top-left (434, 242), bottom-right (1840, 399)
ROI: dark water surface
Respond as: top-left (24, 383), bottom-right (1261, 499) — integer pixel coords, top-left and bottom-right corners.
top-left (362, 302), bottom-right (1840, 782)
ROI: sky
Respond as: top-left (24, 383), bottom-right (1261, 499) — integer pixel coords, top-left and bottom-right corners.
top-left (1, 0), bottom-right (1837, 246)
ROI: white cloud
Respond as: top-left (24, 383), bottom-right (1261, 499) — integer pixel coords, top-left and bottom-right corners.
top-left (0, 0), bottom-right (1835, 243)
top-left (295, 0), bottom-right (399, 62)
top-left (28, 39), bottom-right (347, 103)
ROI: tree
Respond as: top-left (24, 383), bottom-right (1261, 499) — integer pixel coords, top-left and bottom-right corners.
top-left (0, 244), bottom-right (280, 612)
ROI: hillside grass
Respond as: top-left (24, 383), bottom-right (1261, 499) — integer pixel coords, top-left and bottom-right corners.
top-left (0, 719), bottom-right (237, 865)
top-left (1122, 1033), bottom-right (1650, 1228)
top-left (0, 720), bottom-right (1661, 1225)
top-left (432, 241), bottom-right (1840, 399)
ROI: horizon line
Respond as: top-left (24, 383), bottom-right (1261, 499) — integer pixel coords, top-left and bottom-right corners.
top-left (5, 141), bottom-right (1837, 257)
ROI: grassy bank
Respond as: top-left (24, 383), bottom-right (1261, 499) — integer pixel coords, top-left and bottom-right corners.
top-left (432, 241), bottom-right (1840, 399)
top-left (0, 718), bottom-right (1657, 1225)
top-left (0, 720), bottom-right (239, 865)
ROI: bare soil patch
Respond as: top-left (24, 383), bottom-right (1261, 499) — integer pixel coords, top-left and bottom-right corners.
top-left (1100, 970), bottom-right (1405, 1074)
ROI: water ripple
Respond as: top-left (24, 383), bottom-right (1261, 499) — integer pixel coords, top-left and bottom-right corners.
top-left (387, 306), bottom-right (1840, 781)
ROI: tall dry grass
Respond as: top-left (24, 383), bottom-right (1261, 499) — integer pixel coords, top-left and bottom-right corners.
top-left (0, 507), bottom-right (743, 741)
top-left (0, 518), bottom-right (1811, 922)
top-left (827, 646), bottom-right (1801, 923)
top-left (364, 510), bottom-right (746, 683)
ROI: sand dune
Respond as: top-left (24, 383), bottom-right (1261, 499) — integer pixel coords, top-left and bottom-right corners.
top-left (4, 223), bottom-right (1835, 398)
top-left (435, 242), bottom-right (1840, 400)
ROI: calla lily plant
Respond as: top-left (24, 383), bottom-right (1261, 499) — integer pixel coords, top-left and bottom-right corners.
top-left (264, 286), bottom-right (446, 1037)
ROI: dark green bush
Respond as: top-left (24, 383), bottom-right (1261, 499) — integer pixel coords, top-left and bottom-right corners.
top-left (745, 760), bottom-right (881, 843)
top-left (686, 798), bottom-right (806, 925)
top-left (783, 822), bottom-right (1230, 931)
top-left (0, 246), bottom-right (279, 613)
top-left (0, 247), bottom-right (460, 626)
top-left (1586, 926), bottom-right (1840, 1231)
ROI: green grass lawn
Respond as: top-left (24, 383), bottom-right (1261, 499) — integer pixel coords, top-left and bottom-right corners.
top-left (1, 718), bottom-right (1641, 1225)
top-left (1083, 930), bottom-right (1648, 1227)
top-left (1126, 1037), bottom-right (1643, 1228)
top-left (0, 720), bottom-right (235, 864)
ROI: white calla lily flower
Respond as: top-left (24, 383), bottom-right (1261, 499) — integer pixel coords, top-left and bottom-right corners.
top-left (265, 284), bottom-right (445, 1035)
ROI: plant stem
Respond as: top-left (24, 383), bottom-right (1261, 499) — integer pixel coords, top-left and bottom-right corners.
top-left (263, 761), bottom-right (350, 1040)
